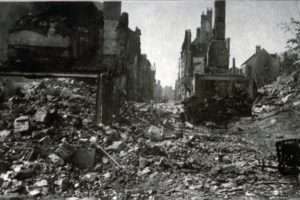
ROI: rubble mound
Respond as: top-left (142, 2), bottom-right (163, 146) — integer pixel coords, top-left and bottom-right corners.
top-left (183, 90), bottom-right (252, 126)
top-left (0, 78), bottom-right (299, 199)
top-left (253, 71), bottom-right (300, 117)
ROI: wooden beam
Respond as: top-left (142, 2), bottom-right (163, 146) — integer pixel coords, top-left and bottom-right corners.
top-left (95, 74), bottom-right (102, 124)
top-left (95, 74), bottom-right (113, 125)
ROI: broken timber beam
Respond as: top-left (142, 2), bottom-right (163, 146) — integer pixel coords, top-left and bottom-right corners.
top-left (95, 73), bottom-right (114, 125)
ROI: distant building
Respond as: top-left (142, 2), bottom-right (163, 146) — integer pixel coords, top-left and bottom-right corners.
top-left (125, 28), bottom-right (156, 102)
top-left (174, 79), bottom-right (181, 100)
top-left (228, 58), bottom-right (242, 75)
top-left (241, 46), bottom-right (281, 88)
top-left (162, 86), bottom-right (175, 101)
top-left (137, 54), bottom-right (155, 102)
top-left (176, 8), bottom-right (214, 100)
top-left (154, 80), bottom-right (163, 101)
top-left (175, 1), bottom-right (244, 102)
top-left (179, 29), bottom-right (193, 99)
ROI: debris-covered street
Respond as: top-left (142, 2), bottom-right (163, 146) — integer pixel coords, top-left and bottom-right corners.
top-left (1, 77), bottom-right (300, 199)
top-left (2, 0), bottom-right (300, 199)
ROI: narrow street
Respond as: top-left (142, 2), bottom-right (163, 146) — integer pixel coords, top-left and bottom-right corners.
top-left (1, 1), bottom-right (300, 199)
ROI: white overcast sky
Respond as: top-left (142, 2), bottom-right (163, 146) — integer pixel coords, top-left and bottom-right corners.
top-left (122, 1), bottom-right (300, 88)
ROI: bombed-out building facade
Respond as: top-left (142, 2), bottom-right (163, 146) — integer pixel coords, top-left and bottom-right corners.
top-left (176, 1), bottom-right (248, 101)
top-left (241, 46), bottom-right (281, 98)
top-left (0, 1), bottom-right (156, 123)
top-left (176, 0), bottom-right (284, 102)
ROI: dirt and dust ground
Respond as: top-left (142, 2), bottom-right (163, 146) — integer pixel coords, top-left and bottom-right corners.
top-left (1, 77), bottom-right (300, 200)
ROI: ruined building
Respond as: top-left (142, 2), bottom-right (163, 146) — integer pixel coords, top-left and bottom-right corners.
top-left (137, 54), bottom-right (156, 102)
top-left (154, 80), bottom-right (163, 101)
top-left (178, 30), bottom-right (192, 99)
top-left (162, 86), bottom-right (175, 101)
top-left (127, 27), bottom-right (141, 101)
top-left (176, 9), bottom-right (213, 100)
top-left (228, 58), bottom-right (243, 75)
top-left (241, 46), bottom-right (281, 97)
top-left (176, 0), bottom-right (246, 101)
top-left (117, 18), bottom-right (156, 103)
top-left (207, 1), bottom-right (230, 73)
top-left (0, 1), bottom-right (156, 124)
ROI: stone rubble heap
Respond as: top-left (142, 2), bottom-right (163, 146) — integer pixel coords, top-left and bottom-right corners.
top-left (183, 90), bottom-right (252, 126)
top-left (253, 71), bottom-right (300, 117)
top-left (0, 78), bottom-right (298, 199)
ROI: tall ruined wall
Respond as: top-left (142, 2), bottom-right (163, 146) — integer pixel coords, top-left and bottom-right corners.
top-left (207, 0), bottom-right (229, 71)
top-left (181, 30), bottom-right (193, 96)
top-left (213, 0), bottom-right (226, 40)
top-left (200, 9), bottom-right (213, 45)
top-left (127, 28), bottom-right (141, 101)
top-left (138, 54), bottom-right (153, 102)
top-left (192, 8), bottom-right (213, 77)
top-left (244, 49), bottom-right (281, 87)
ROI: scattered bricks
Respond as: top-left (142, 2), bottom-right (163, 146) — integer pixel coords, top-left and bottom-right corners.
top-left (0, 193), bottom-right (26, 200)
top-left (106, 141), bottom-right (124, 152)
top-left (33, 108), bottom-right (60, 126)
top-left (65, 198), bottom-right (80, 200)
top-left (73, 117), bottom-right (83, 129)
top-left (32, 128), bottom-right (53, 139)
top-left (72, 148), bottom-right (95, 169)
top-left (221, 164), bottom-right (239, 174)
top-left (146, 125), bottom-right (163, 141)
top-left (13, 116), bottom-right (30, 134)
top-left (27, 147), bottom-right (40, 161)
top-left (54, 178), bottom-right (64, 187)
top-left (102, 157), bottom-right (109, 165)
top-left (0, 161), bottom-right (10, 173)
top-left (103, 127), bottom-right (120, 145)
top-left (185, 122), bottom-right (194, 129)
top-left (34, 179), bottom-right (48, 187)
top-left (14, 168), bottom-right (36, 180)
top-left (142, 141), bottom-right (167, 156)
top-left (55, 141), bottom-right (76, 160)
top-left (28, 189), bottom-right (41, 197)
top-left (162, 127), bottom-right (176, 139)
top-left (48, 108), bottom-right (61, 125)
top-left (48, 154), bottom-right (64, 166)
top-left (137, 167), bottom-right (151, 177)
top-left (34, 109), bottom-right (49, 123)
top-left (222, 155), bottom-right (231, 163)
top-left (0, 130), bottom-right (11, 141)
top-left (39, 136), bottom-right (52, 145)
top-left (81, 172), bottom-right (98, 182)
top-left (139, 157), bottom-right (147, 169)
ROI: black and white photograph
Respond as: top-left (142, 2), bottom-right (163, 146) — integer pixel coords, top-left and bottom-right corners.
top-left (1, 0), bottom-right (300, 199)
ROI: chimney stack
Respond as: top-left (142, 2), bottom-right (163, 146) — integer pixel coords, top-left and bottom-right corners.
top-left (207, 8), bottom-right (213, 24)
top-left (213, 0), bottom-right (226, 40)
top-left (196, 28), bottom-right (201, 39)
top-left (256, 45), bottom-right (261, 53)
top-left (232, 58), bottom-right (236, 68)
